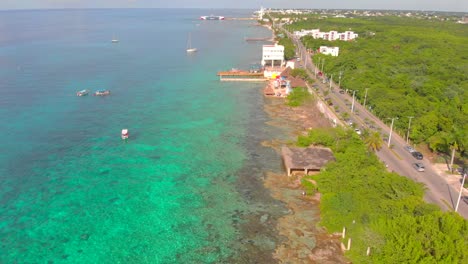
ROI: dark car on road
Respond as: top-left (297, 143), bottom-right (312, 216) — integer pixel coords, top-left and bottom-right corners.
top-left (412, 151), bottom-right (423, 160)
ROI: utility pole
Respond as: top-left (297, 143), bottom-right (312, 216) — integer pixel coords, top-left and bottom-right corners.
top-left (329, 74), bottom-right (333, 91)
top-left (388, 117), bottom-right (398, 148)
top-left (455, 172), bottom-right (466, 212)
top-left (406, 116), bottom-right (414, 144)
top-left (351, 90), bottom-right (357, 113)
top-left (321, 59), bottom-right (325, 74)
top-left (363, 88), bottom-right (369, 109)
top-left (338, 70), bottom-right (343, 88)
top-left (315, 58), bottom-right (321, 77)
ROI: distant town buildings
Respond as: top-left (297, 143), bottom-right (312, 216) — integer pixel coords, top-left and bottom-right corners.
top-left (319, 46), bottom-right (340, 56)
top-left (293, 29), bottom-right (358, 41)
top-left (259, 8), bottom-right (465, 24)
top-left (457, 16), bottom-right (468, 24)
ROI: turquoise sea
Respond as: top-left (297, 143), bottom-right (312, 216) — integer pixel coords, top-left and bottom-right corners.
top-left (0, 9), bottom-right (291, 263)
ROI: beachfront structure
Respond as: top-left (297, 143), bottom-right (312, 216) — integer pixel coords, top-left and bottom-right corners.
top-left (319, 46), bottom-right (340, 56)
top-left (281, 146), bottom-right (335, 176)
top-left (261, 44), bottom-right (285, 67)
top-left (293, 29), bottom-right (358, 41)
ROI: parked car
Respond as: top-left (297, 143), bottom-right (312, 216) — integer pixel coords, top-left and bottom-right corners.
top-left (412, 163), bottom-right (425, 172)
top-left (412, 151), bottom-right (423, 160)
top-left (354, 128), bottom-right (362, 135)
top-left (339, 90), bottom-right (345, 94)
top-left (404, 146), bottom-right (416, 153)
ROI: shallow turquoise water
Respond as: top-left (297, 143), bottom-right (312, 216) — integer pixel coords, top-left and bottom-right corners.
top-left (0, 9), bottom-right (288, 263)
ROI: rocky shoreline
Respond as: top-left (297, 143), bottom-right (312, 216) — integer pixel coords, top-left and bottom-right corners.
top-left (262, 96), bottom-right (349, 263)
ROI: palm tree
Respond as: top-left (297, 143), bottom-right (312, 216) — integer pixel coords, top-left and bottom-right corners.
top-left (364, 131), bottom-right (383, 152)
top-left (446, 126), bottom-right (465, 172)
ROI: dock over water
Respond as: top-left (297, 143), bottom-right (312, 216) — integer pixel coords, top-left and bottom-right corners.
top-left (217, 70), bottom-right (267, 82)
top-left (245, 37), bottom-right (273, 42)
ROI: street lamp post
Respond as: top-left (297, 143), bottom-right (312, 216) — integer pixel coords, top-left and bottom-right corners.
top-left (387, 117), bottom-right (398, 148)
top-left (329, 74), bottom-right (333, 91)
top-left (351, 90), bottom-right (357, 113)
top-left (406, 116), bottom-right (414, 144)
top-left (363, 88), bottom-right (369, 109)
top-left (455, 171), bottom-right (467, 212)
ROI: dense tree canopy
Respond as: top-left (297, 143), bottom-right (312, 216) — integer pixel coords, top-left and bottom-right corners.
top-left (286, 16), bottom-right (468, 157)
top-left (298, 127), bottom-right (468, 263)
top-left (277, 36), bottom-right (296, 61)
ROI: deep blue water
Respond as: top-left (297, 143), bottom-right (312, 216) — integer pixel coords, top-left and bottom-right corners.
top-left (0, 9), bottom-right (287, 263)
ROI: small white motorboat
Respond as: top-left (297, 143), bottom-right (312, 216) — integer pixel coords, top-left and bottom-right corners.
top-left (76, 89), bottom-right (89, 96)
top-left (94, 90), bottom-right (110, 96)
top-left (121, 129), bottom-right (129, 140)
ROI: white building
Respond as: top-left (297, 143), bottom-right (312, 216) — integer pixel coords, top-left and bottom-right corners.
top-left (255, 6), bottom-right (265, 20)
top-left (261, 44), bottom-right (284, 67)
top-left (293, 29), bottom-right (358, 41)
top-left (339, 31), bottom-right (359, 41)
top-left (286, 61), bottom-right (295, 69)
top-left (293, 29), bottom-right (320, 38)
top-left (319, 46), bottom-right (340, 56)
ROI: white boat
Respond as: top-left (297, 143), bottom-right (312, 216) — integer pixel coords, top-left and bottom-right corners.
top-left (94, 90), bottom-right (110, 96)
top-left (121, 129), bottom-right (129, 140)
top-left (200, 15), bottom-right (225, 20)
top-left (76, 89), bottom-right (89, 96)
top-left (186, 33), bottom-right (197, 53)
top-left (111, 34), bottom-right (119, 43)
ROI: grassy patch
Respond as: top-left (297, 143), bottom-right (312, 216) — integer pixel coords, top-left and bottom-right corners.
top-left (286, 87), bottom-right (313, 107)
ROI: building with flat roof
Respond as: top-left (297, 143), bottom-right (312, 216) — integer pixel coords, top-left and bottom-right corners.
top-left (319, 46), bottom-right (340, 56)
top-left (261, 44), bottom-right (284, 67)
top-left (293, 29), bottom-right (358, 41)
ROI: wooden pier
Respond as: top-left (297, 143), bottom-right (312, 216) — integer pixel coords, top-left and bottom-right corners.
top-left (217, 70), bottom-right (268, 82)
top-left (244, 37), bottom-right (273, 42)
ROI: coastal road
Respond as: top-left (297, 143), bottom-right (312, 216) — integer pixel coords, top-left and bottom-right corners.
top-left (278, 23), bottom-right (468, 219)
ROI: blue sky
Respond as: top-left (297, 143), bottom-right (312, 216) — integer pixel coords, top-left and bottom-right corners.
top-left (0, 0), bottom-right (466, 12)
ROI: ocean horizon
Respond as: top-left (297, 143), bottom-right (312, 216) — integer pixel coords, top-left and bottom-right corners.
top-left (0, 8), bottom-right (295, 263)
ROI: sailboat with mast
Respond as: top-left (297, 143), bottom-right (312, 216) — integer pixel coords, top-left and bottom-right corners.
top-left (111, 33), bottom-right (119, 43)
top-left (186, 33), bottom-right (197, 53)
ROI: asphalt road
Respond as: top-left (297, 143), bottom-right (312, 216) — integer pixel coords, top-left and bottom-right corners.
top-left (280, 24), bottom-right (468, 219)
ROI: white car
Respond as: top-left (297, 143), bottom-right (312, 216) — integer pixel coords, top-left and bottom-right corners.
top-left (354, 128), bottom-right (362, 135)
top-left (412, 163), bottom-right (425, 172)
top-left (404, 145), bottom-right (416, 153)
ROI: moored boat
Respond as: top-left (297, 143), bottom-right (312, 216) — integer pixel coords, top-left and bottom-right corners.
top-left (186, 32), bottom-right (197, 53)
top-left (121, 129), bottom-right (129, 140)
top-left (94, 90), bottom-right (110, 96)
top-left (76, 89), bottom-right (89, 96)
top-left (200, 15), bottom-right (225, 20)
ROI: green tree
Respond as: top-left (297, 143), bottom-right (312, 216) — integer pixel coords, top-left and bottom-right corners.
top-left (364, 131), bottom-right (383, 152)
